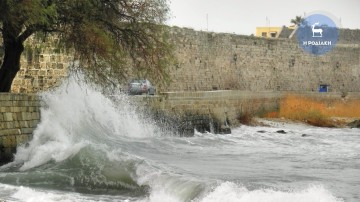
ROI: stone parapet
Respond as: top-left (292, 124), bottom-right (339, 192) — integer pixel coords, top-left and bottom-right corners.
top-left (0, 93), bottom-right (40, 165)
top-left (131, 91), bottom-right (283, 136)
top-left (1, 91), bottom-right (359, 164)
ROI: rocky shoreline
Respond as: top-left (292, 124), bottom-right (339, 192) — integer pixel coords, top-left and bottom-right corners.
top-left (251, 117), bottom-right (360, 129)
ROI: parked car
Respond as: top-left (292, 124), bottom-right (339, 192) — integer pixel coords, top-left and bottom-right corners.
top-left (128, 79), bottom-right (156, 95)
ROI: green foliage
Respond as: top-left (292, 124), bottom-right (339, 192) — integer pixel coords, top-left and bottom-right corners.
top-left (0, 0), bottom-right (175, 88)
top-left (0, 0), bottom-right (57, 38)
top-left (290, 16), bottom-right (304, 26)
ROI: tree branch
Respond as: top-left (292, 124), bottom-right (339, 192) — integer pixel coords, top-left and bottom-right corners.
top-left (18, 28), bottom-right (35, 42)
top-left (18, 25), bottom-right (59, 42)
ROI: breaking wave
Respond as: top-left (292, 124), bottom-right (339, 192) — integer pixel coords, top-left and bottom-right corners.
top-left (0, 75), bottom-right (347, 202)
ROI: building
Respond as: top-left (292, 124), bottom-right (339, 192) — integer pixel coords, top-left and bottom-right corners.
top-left (255, 26), bottom-right (295, 38)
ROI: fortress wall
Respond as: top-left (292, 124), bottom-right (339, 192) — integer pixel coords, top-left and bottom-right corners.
top-left (6, 27), bottom-right (360, 93)
top-left (10, 37), bottom-right (70, 93)
top-left (167, 27), bottom-right (360, 92)
top-left (0, 93), bottom-right (40, 164)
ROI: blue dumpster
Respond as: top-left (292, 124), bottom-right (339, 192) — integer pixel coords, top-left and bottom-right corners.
top-left (319, 85), bottom-right (329, 92)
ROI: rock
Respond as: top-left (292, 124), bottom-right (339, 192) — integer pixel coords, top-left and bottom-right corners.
top-left (301, 134), bottom-right (309, 137)
top-left (219, 125), bottom-right (231, 134)
top-left (347, 120), bottom-right (360, 128)
top-left (257, 130), bottom-right (266, 133)
top-left (276, 130), bottom-right (287, 134)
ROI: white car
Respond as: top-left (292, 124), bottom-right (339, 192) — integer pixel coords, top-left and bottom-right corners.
top-left (128, 79), bottom-right (156, 95)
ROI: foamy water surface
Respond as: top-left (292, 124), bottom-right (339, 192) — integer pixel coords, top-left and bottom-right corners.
top-left (0, 77), bottom-right (359, 202)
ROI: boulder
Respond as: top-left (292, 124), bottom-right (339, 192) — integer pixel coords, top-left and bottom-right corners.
top-left (276, 130), bottom-right (287, 134)
top-left (347, 120), bottom-right (360, 128)
top-left (219, 125), bottom-right (231, 134)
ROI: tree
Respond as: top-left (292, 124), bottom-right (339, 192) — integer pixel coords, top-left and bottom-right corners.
top-left (290, 16), bottom-right (304, 26)
top-left (0, 0), bottom-right (174, 92)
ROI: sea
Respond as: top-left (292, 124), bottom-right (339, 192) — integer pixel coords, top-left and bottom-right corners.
top-left (0, 77), bottom-right (359, 202)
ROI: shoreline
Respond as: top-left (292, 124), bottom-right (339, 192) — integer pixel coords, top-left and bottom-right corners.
top-left (249, 117), bottom-right (360, 129)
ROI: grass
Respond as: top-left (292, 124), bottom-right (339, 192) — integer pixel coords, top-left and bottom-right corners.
top-left (265, 95), bottom-right (360, 127)
top-left (237, 112), bottom-right (253, 125)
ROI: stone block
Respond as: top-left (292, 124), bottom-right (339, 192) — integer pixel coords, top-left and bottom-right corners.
top-left (0, 94), bottom-right (11, 101)
top-left (12, 106), bottom-right (21, 113)
top-left (0, 107), bottom-right (9, 112)
top-left (19, 100), bottom-right (29, 107)
top-left (5, 122), bottom-right (14, 129)
top-left (39, 62), bottom-right (46, 69)
top-left (16, 135), bottom-right (29, 145)
top-left (21, 128), bottom-right (34, 134)
top-left (3, 113), bottom-right (13, 121)
top-left (29, 120), bottom-right (40, 128)
top-left (14, 121), bottom-right (20, 128)
top-left (0, 128), bottom-right (21, 137)
top-left (2, 135), bottom-right (17, 148)
top-left (0, 122), bottom-right (6, 130)
top-left (20, 112), bottom-right (31, 121)
top-left (2, 101), bottom-right (12, 107)
top-left (31, 112), bottom-right (40, 120)
top-left (31, 101), bottom-right (41, 107)
top-left (19, 121), bottom-right (29, 128)
top-left (15, 112), bottom-right (23, 121)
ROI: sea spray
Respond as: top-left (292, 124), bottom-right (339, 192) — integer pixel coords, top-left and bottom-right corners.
top-left (12, 75), bottom-right (160, 171)
top-left (199, 182), bottom-right (344, 202)
top-left (0, 75), bottom-right (206, 201)
top-left (0, 74), bottom-right (357, 201)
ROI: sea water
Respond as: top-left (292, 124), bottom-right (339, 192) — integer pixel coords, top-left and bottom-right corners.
top-left (0, 77), bottom-right (359, 202)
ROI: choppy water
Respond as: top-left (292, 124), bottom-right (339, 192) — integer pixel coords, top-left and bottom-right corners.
top-left (0, 77), bottom-right (359, 202)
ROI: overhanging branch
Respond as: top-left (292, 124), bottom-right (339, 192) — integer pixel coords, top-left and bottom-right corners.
top-left (18, 26), bottom-right (59, 42)
top-left (18, 28), bottom-right (35, 42)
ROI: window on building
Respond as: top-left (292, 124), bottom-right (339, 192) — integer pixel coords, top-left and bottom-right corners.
top-left (261, 32), bottom-right (267, 37)
top-left (270, 32), bottom-right (277, 38)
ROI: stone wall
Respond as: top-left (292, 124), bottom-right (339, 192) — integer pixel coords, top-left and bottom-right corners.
top-left (135, 91), bottom-right (282, 135)
top-left (167, 27), bottom-right (360, 92)
top-left (1, 91), bottom-right (359, 164)
top-left (338, 29), bottom-right (360, 44)
top-left (6, 27), bottom-right (360, 94)
top-left (0, 94), bottom-right (40, 165)
top-left (136, 91), bottom-right (360, 136)
top-left (11, 37), bottom-right (71, 93)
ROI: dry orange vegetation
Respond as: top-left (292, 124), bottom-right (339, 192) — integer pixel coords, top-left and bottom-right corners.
top-left (265, 95), bottom-right (360, 127)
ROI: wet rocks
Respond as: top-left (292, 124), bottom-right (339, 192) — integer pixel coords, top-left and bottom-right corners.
top-left (347, 120), bottom-right (360, 128)
top-left (151, 111), bottom-right (232, 136)
top-left (219, 125), bottom-right (231, 134)
top-left (276, 130), bottom-right (287, 134)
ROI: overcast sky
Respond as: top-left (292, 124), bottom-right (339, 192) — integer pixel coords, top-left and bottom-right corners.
top-left (166, 0), bottom-right (360, 35)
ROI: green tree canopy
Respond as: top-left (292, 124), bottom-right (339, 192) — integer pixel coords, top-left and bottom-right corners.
top-left (290, 15), bottom-right (304, 26)
top-left (0, 0), bottom-right (174, 92)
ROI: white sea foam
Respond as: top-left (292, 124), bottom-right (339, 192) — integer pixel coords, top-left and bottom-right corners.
top-left (12, 186), bottom-right (80, 202)
top-left (11, 75), bottom-right (158, 171)
top-left (0, 183), bottom-right (131, 202)
top-left (199, 182), bottom-right (344, 202)
top-left (1, 74), bottom-right (358, 201)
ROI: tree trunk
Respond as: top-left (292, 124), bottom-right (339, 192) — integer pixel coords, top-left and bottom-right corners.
top-left (0, 37), bottom-right (24, 92)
